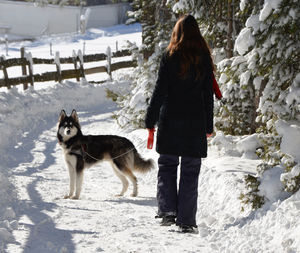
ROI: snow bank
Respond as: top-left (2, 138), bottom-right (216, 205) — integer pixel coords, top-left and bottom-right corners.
top-left (259, 166), bottom-right (286, 203)
top-left (211, 131), bottom-right (262, 159)
top-left (236, 134), bottom-right (261, 159)
top-left (0, 169), bottom-right (18, 246)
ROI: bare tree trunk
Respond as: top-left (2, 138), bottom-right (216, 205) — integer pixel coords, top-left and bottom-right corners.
top-left (226, 0), bottom-right (234, 58)
top-left (251, 78), bottom-right (268, 132)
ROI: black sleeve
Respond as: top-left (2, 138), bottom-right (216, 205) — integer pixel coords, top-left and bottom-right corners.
top-left (145, 53), bottom-right (169, 129)
top-left (203, 69), bottom-right (214, 134)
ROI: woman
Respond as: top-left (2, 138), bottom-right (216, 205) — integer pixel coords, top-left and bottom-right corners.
top-left (145, 14), bottom-right (214, 233)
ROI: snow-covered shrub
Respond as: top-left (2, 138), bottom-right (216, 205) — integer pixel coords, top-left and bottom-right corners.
top-left (236, 0), bottom-right (300, 208)
top-left (110, 42), bottom-right (163, 129)
top-left (239, 174), bottom-right (265, 211)
top-left (215, 55), bottom-right (256, 135)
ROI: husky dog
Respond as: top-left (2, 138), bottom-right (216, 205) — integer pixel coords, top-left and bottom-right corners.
top-left (57, 109), bottom-right (154, 199)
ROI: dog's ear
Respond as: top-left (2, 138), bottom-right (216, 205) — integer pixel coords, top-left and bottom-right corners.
top-left (71, 109), bottom-right (79, 123)
top-left (59, 110), bottom-right (67, 122)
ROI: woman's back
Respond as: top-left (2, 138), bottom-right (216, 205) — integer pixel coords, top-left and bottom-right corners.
top-left (161, 51), bottom-right (213, 119)
top-left (145, 14), bottom-right (214, 158)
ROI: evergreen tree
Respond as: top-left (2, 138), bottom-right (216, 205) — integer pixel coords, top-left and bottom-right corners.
top-left (167, 0), bottom-right (260, 135)
top-left (235, 0), bottom-right (300, 208)
top-left (127, 0), bottom-right (157, 59)
top-left (254, 0), bottom-right (299, 193)
top-left (110, 1), bottom-right (175, 129)
top-left (215, 1), bottom-right (264, 135)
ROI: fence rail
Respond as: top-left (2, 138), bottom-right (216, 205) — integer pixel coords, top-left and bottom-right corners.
top-left (0, 47), bottom-right (136, 90)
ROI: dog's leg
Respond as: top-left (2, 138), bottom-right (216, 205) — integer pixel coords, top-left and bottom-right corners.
top-left (64, 158), bottom-right (76, 199)
top-left (111, 162), bottom-right (129, 196)
top-left (72, 170), bottom-right (84, 199)
top-left (70, 157), bottom-right (84, 200)
top-left (122, 152), bottom-right (138, 197)
top-left (123, 168), bottom-right (138, 197)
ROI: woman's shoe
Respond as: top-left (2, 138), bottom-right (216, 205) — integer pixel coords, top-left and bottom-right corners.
top-left (161, 215), bottom-right (176, 226)
top-left (155, 215), bottom-right (176, 226)
top-left (178, 224), bottom-right (199, 234)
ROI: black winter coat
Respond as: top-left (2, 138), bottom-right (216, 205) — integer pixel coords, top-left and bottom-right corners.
top-left (145, 51), bottom-right (214, 158)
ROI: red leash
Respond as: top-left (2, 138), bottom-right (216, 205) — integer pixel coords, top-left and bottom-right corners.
top-left (147, 128), bottom-right (155, 149)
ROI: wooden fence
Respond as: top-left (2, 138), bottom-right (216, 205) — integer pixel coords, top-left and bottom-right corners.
top-left (0, 47), bottom-right (136, 90)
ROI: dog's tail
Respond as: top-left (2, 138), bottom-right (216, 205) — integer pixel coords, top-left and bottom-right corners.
top-left (133, 150), bottom-right (154, 173)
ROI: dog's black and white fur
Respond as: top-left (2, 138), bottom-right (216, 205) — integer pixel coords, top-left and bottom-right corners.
top-left (57, 109), bottom-right (154, 199)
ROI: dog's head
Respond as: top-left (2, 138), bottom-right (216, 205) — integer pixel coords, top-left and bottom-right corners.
top-left (57, 109), bottom-right (81, 142)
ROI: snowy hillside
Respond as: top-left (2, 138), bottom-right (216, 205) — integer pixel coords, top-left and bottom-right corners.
top-left (0, 24), bottom-right (299, 253)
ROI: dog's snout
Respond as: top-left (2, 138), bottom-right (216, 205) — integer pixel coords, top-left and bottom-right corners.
top-left (64, 128), bottom-right (71, 135)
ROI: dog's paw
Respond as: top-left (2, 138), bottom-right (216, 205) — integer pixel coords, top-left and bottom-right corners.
top-left (70, 195), bottom-right (79, 200)
top-left (130, 193), bottom-right (138, 197)
top-left (115, 193), bottom-right (124, 197)
top-left (63, 195), bottom-right (71, 199)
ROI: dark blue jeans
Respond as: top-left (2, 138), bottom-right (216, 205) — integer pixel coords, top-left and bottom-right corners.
top-left (157, 154), bottom-right (201, 227)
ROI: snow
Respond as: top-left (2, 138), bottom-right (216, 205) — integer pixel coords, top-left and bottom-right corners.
top-left (276, 120), bottom-right (300, 163)
top-left (171, 0), bottom-right (189, 13)
top-left (259, 166), bottom-right (287, 203)
top-left (236, 134), bottom-right (261, 159)
top-left (240, 70), bottom-right (251, 86)
top-left (231, 55), bottom-right (246, 67)
top-left (234, 28), bottom-right (255, 55)
top-left (239, 0), bottom-right (248, 11)
top-left (253, 76), bottom-right (263, 90)
top-left (259, 2), bottom-right (273, 21)
top-left (259, 0), bottom-right (283, 21)
top-left (219, 73), bottom-right (228, 84)
top-left (0, 24), bottom-right (300, 253)
top-left (245, 14), bottom-right (260, 33)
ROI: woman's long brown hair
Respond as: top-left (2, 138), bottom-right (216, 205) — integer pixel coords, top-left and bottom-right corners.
top-left (167, 14), bottom-right (214, 80)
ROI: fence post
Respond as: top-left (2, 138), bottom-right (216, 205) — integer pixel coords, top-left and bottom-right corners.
top-left (0, 56), bottom-right (10, 89)
top-left (83, 41), bottom-right (86, 56)
top-left (20, 47), bottom-right (28, 90)
top-left (55, 51), bottom-right (62, 83)
top-left (5, 35), bottom-right (8, 57)
top-left (26, 52), bottom-right (34, 87)
top-left (77, 50), bottom-right (85, 79)
top-left (50, 43), bottom-right (53, 56)
top-left (106, 46), bottom-right (112, 80)
top-left (72, 50), bottom-right (80, 82)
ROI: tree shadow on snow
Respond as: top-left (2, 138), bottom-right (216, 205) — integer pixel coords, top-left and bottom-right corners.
top-left (18, 178), bottom-right (94, 253)
top-left (4, 118), bottom-right (79, 253)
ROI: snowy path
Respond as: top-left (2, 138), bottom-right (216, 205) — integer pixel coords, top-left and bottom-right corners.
top-left (6, 108), bottom-right (213, 253)
top-left (4, 105), bottom-right (252, 252)
top-left (2, 86), bottom-right (299, 252)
